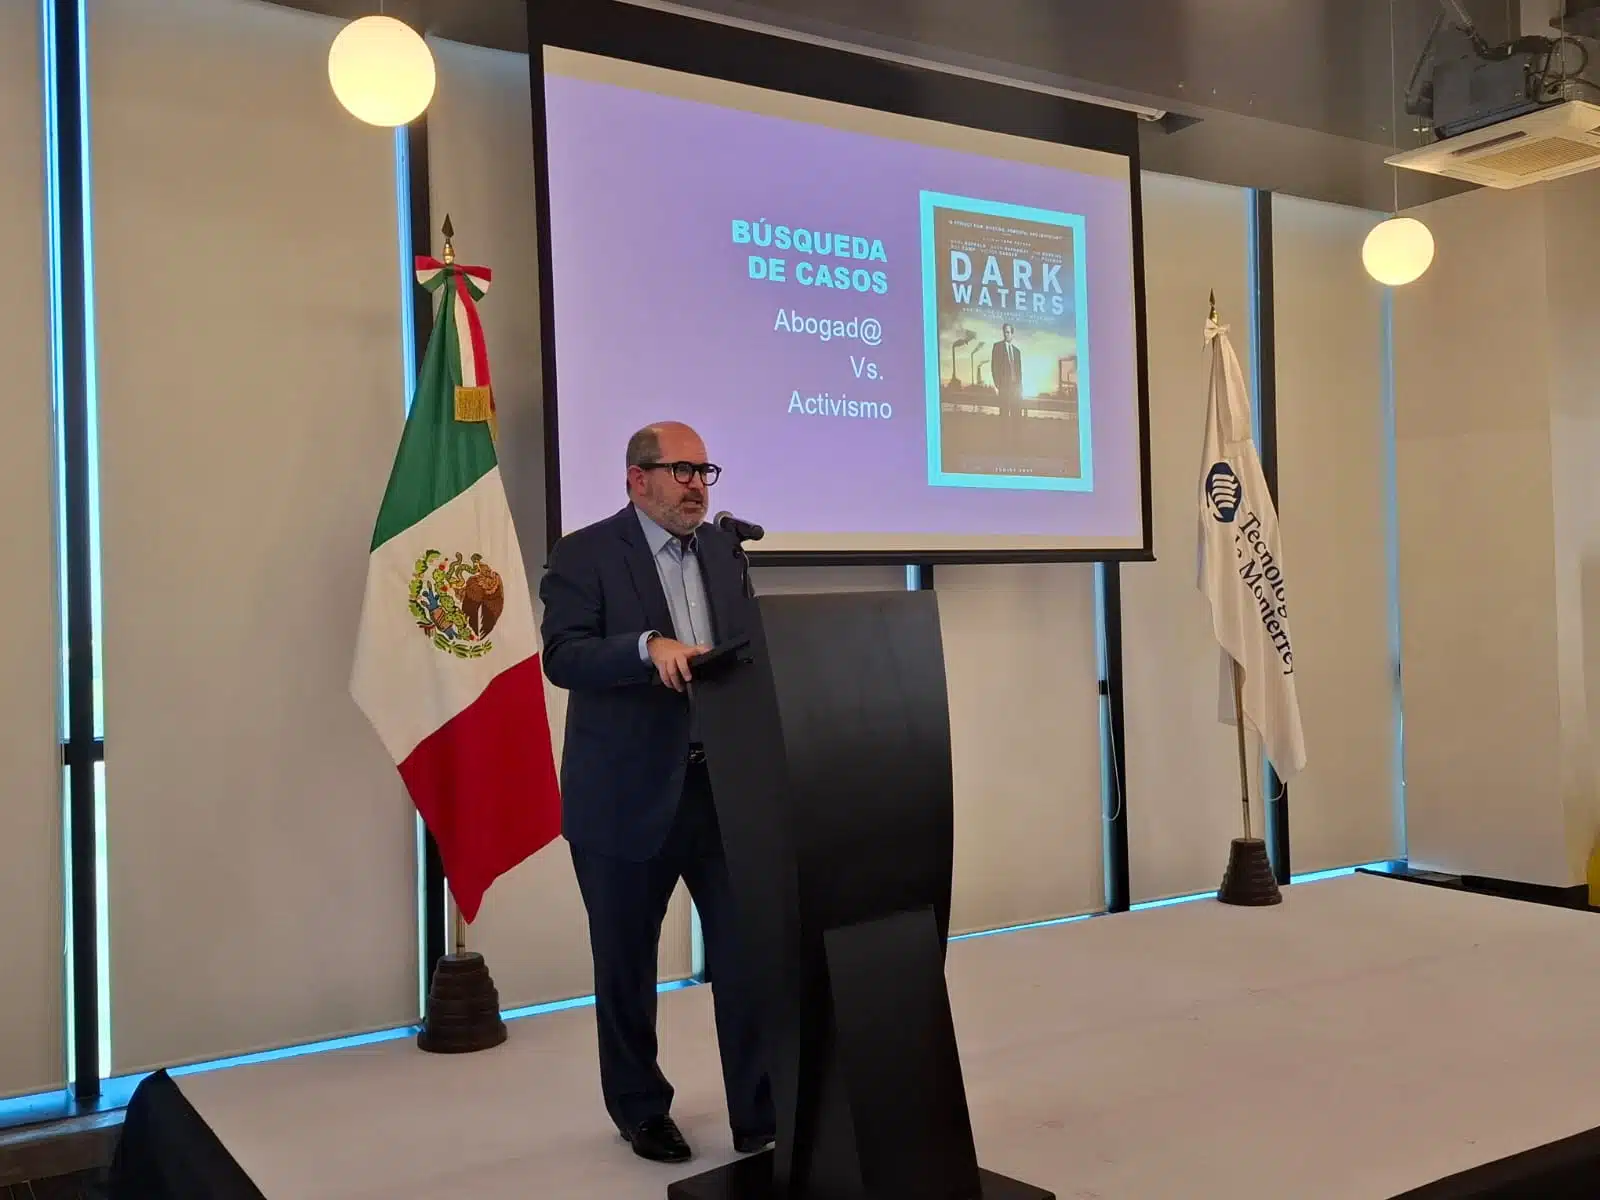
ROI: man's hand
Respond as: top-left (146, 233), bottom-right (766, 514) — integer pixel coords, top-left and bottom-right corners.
top-left (648, 636), bottom-right (711, 692)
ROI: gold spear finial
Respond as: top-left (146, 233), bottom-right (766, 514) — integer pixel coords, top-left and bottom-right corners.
top-left (1209, 289), bottom-right (1217, 322)
top-left (441, 214), bottom-right (455, 266)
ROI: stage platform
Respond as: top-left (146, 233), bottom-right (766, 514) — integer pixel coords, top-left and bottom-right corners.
top-left (109, 873), bottom-right (1600, 1198)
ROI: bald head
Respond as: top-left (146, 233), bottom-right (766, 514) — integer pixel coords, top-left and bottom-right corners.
top-left (625, 421), bottom-right (712, 536)
top-left (626, 421), bottom-right (703, 467)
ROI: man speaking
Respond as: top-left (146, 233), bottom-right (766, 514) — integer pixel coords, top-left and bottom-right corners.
top-left (539, 421), bottom-right (773, 1165)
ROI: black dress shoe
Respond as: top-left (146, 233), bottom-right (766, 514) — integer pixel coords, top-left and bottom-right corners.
top-left (623, 1115), bottom-right (692, 1163)
top-left (733, 1130), bottom-right (776, 1155)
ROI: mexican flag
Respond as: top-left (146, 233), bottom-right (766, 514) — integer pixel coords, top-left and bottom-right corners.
top-left (351, 254), bottom-right (560, 923)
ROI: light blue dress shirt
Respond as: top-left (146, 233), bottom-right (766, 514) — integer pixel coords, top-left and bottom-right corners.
top-left (634, 507), bottom-right (713, 660)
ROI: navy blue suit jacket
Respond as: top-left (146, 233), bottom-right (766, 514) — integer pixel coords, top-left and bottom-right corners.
top-left (539, 505), bottom-right (753, 862)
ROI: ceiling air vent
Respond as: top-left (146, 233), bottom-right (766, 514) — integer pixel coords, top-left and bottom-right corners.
top-left (1387, 101), bottom-right (1600, 188)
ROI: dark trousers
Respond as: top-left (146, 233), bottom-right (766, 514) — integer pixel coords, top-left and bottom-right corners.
top-left (570, 759), bottom-right (774, 1137)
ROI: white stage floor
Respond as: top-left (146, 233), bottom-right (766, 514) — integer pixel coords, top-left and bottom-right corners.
top-left (172, 874), bottom-right (1600, 1198)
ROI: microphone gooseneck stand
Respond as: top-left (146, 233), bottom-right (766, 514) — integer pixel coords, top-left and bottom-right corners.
top-left (733, 533), bottom-right (755, 599)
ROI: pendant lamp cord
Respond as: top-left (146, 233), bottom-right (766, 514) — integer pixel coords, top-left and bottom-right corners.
top-left (1389, 0), bottom-right (1401, 215)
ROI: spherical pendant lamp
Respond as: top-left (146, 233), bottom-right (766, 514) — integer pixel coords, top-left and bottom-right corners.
top-left (328, 15), bottom-right (436, 127)
top-left (1362, 215), bottom-right (1435, 287)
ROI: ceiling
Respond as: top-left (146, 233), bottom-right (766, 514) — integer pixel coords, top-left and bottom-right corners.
top-left (270, 0), bottom-right (1534, 208)
top-left (271, 0), bottom-right (529, 52)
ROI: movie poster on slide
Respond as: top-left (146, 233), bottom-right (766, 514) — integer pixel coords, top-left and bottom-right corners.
top-left (920, 192), bottom-right (1093, 491)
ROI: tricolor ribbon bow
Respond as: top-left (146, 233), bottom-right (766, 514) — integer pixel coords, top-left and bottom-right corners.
top-left (416, 254), bottom-right (496, 437)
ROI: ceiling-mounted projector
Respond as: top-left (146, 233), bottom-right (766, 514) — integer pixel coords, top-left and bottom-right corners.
top-left (1389, 0), bottom-right (1600, 188)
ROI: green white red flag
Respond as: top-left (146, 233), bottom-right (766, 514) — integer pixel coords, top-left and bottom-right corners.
top-left (351, 254), bottom-right (560, 922)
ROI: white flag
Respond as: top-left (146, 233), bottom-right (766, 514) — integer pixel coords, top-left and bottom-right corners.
top-left (1197, 315), bottom-right (1306, 781)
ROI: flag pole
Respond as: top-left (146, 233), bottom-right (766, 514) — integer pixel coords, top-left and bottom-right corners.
top-left (452, 894), bottom-right (467, 957)
top-left (1231, 659), bottom-right (1252, 842)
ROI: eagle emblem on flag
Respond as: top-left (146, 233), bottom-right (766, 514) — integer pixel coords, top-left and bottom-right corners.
top-left (408, 550), bottom-right (505, 659)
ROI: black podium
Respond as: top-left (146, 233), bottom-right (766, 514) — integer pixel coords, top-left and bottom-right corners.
top-left (670, 590), bottom-right (1051, 1200)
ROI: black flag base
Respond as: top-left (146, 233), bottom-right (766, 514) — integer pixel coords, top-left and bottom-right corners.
top-left (669, 1157), bottom-right (1053, 1199)
top-left (417, 952), bottom-right (508, 1053)
top-left (1217, 838), bottom-right (1282, 907)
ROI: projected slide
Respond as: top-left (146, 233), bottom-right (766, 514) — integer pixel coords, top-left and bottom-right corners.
top-left (541, 47), bottom-right (1144, 555)
top-left (922, 194), bottom-right (1091, 491)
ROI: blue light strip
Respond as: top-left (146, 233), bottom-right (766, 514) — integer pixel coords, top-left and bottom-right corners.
top-left (501, 979), bottom-right (698, 1024)
top-left (40, 0), bottom-right (67, 726)
top-left (94, 764), bottom-right (110, 1075)
top-left (39, 0), bottom-right (75, 1090)
top-left (951, 912), bottom-right (1094, 942)
top-left (955, 864), bottom-right (1406, 935)
top-left (391, 124), bottom-right (431, 1015)
top-left (1131, 890), bottom-right (1212, 911)
top-left (1127, 862), bottom-right (1393, 912)
top-left (394, 126), bottom-right (418, 409)
top-left (1380, 287), bottom-right (1407, 857)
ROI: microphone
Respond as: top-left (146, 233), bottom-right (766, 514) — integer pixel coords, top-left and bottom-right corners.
top-left (714, 511), bottom-right (765, 543)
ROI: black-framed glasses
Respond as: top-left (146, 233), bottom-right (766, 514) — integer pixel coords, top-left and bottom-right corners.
top-left (640, 460), bottom-right (721, 486)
